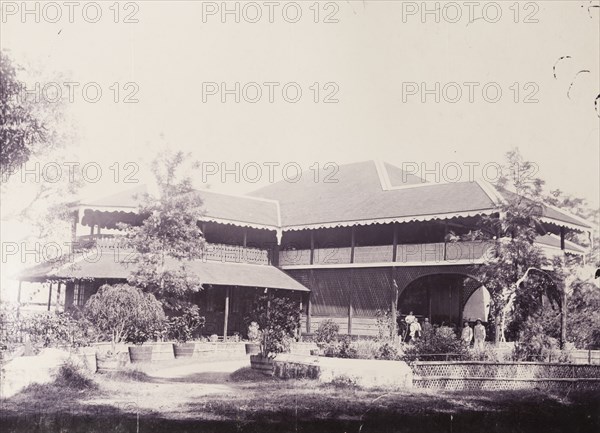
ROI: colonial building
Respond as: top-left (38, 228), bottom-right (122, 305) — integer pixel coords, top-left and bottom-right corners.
top-left (18, 161), bottom-right (591, 337)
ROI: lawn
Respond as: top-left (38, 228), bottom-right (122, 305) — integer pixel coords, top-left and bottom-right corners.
top-left (1, 358), bottom-right (599, 433)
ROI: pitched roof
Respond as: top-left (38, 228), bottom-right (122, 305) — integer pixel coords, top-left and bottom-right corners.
top-left (80, 161), bottom-right (593, 233)
top-left (18, 251), bottom-right (309, 291)
top-left (250, 161), bottom-right (498, 229)
top-left (494, 187), bottom-right (593, 231)
top-left (80, 185), bottom-right (279, 229)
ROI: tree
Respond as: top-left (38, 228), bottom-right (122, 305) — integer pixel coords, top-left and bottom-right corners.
top-left (462, 149), bottom-right (549, 343)
top-left (121, 150), bottom-right (206, 303)
top-left (84, 284), bottom-right (166, 349)
top-left (0, 51), bottom-right (46, 179)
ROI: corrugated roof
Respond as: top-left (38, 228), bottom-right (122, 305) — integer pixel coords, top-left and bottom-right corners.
top-left (250, 161), bottom-right (496, 227)
top-left (79, 161), bottom-right (592, 232)
top-left (18, 251), bottom-right (309, 291)
top-left (81, 185), bottom-right (279, 229)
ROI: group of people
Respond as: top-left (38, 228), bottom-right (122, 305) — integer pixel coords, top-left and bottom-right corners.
top-left (460, 319), bottom-right (486, 351)
top-left (400, 311), bottom-right (487, 350)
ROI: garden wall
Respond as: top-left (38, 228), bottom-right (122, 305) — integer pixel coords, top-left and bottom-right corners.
top-left (412, 361), bottom-right (600, 391)
top-left (255, 354), bottom-right (413, 388)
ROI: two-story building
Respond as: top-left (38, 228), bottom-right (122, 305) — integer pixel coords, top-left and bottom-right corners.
top-left (18, 161), bottom-right (591, 337)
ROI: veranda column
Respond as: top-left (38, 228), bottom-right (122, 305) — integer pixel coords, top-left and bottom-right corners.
top-left (17, 280), bottom-right (22, 318)
top-left (223, 287), bottom-right (230, 342)
top-left (47, 282), bottom-right (53, 311)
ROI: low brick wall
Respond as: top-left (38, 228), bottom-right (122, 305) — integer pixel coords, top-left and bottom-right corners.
top-left (412, 361), bottom-right (600, 391)
top-left (257, 354), bottom-right (413, 388)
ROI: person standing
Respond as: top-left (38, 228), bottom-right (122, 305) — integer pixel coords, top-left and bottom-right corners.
top-left (461, 321), bottom-right (473, 347)
top-left (474, 319), bottom-right (486, 351)
top-left (410, 318), bottom-right (422, 341)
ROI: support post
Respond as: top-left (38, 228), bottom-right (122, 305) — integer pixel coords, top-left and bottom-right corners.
top-left (310, 230), bottom-right (315, 265)
top-left (391, 269), bottom-right (398, 339)
top-left (306, 293), bottom-right (312, 333)
top-left (443, 222), bottom-right (448, 261)
top-left (243, 229), bottom-right (247, 248)
top-left (47, 283), bottom-right (53, 311)
top-left (392, 223), bottom-right (398, 262)
top-left (56, 282), bottom-right (62, 311)
top-left (560, 227), bottom-right (566, 251)
top-left (350, 226), bottom-right (356, 264)
top-left (560, 285), bottom-right (567, 349)
top-left (223, 287), bottom-right (230, 342)
top-left (348, 297), bottom-right (353, 335)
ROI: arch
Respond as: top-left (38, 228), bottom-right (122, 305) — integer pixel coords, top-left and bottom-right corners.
top-left (397, 270), bottom-right (484, 327)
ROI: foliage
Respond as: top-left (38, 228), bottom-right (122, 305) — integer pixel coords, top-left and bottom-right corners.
top-left (246, 294), bottom-right (301, 357)
top-left (567, 278), bottom-right (600, 349)
top-left (314, 319), bottom-right (339, 348)
top-left (458, 149), bottom-right (553, 342)
top-left (84, 284), bottom-right (166, 347)
top-left (55, 359), bottom-right (97, 390)
top-left (247, 321), bottom-right (261, 342)
top-left (0, 51), bottom-right (46, 179)
top-left (512, 314), bottom-right (562, 361)
top-left (3, 309), bottom-right (98, 350)
top-left (168, 305), bottom-right (205, 343)
top-left (402, 326), bottom-right (471, 361)
top-left (121, 150), bottom-right (206, 299)
top-left (322, 337), bottom-right (402, 360)
top-left (377, 342), bottom-right (400, 360)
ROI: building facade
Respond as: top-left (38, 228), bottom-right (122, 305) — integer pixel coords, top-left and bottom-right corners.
top-left (19, 161), bottom-right (591, 337)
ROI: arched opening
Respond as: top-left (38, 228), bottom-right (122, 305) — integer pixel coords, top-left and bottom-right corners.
top-left (398, 273), bottom-right (488, 326)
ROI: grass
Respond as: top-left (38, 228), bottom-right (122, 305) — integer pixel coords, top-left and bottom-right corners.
top-left (1, 358), bottom-right (599, 433)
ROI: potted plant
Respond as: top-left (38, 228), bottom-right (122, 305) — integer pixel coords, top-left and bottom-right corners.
top-left (247, 295), bottom-right (301, 374)
top-left (245, 322), bottom-right (261, 355)
top-left (84, 284), bottom-right (166, 369)
top-left (170, 305), bottom-right (205, 358)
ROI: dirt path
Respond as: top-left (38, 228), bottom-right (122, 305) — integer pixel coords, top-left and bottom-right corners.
top-left (88, 359), bottom-right (250, 419)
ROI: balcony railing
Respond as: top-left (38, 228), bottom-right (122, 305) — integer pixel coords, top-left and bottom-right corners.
top-left (75, 235), bottom-right (270, 265)
top-left (279, 241), bottom-right (495, 267)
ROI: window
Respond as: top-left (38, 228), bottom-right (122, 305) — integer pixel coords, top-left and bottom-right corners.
top-left (73, 282), bottom-right (86, 306)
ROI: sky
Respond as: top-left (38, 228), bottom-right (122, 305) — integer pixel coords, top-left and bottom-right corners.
top-left (1, 0), bottom-right (599, 208)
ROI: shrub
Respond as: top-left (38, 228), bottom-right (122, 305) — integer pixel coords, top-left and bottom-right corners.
top-left (84, 284), bottom-right (166, 349)
top-left (16, 311), bottom-right (98, 349)
top-left (512, 314), bottom-right (562, 362)
top-left (315, 319), bottom-right (339, 348)
top-left (377, 342), bottom-right (400, 360)
top-left (168, 305), bottom-right (205, 343)
top-left (246, 295), bottom-right (301, 358)
top-left (402, 326), bottom-right (471, 361)
top-left (55, 359), bottom-right (97, 390)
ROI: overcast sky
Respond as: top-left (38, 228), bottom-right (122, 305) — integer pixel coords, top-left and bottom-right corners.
top-left (1, 1), bottom-right (599, 207)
